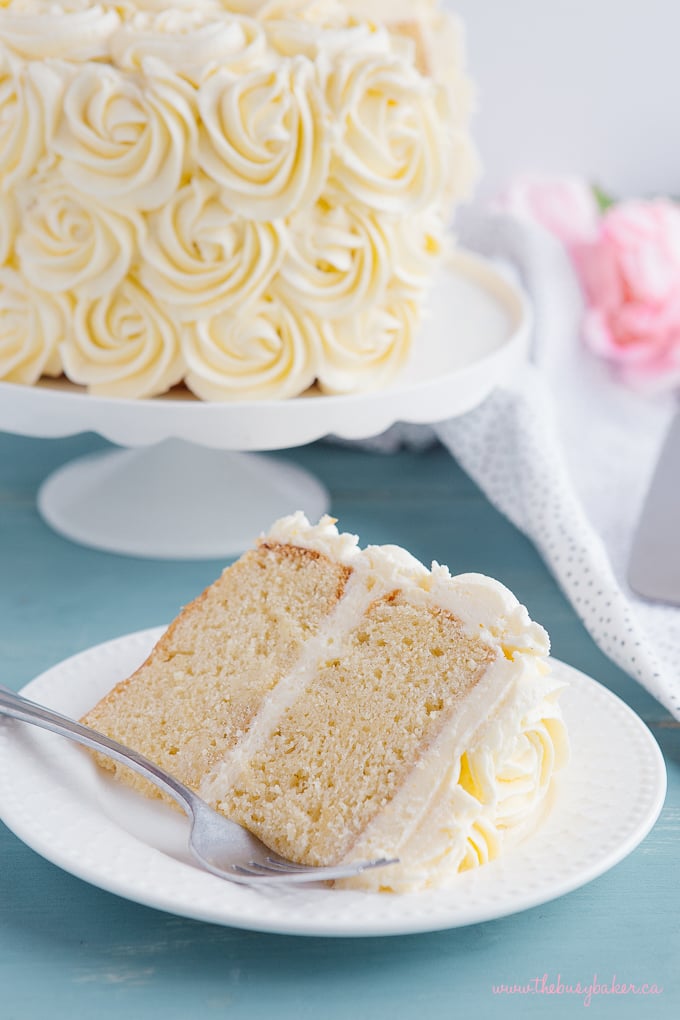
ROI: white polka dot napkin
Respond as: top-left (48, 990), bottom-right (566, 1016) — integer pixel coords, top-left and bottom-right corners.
top-left (372, 213), bottom-right (680, 720)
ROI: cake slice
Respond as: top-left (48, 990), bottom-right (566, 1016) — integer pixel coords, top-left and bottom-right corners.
top-left (82, 513), bottom-right (568, 892)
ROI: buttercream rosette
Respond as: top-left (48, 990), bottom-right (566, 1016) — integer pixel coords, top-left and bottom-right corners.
top-left (0, 266), bottom-right (69, 383)
top-left (138, 173), bottom-right (285, 320)
top-left (16, 170), bottom-right (141, 297)
top-left (278, 197), bottom-right (390, 318)
top-left (63, 276), bottom-right (186, 398)
top-left (182, 287), bottom-right (320, 400)
top-left (316, 289), bottom-right (417, 394)
top-left (0, 0), bottom-right (477, 399)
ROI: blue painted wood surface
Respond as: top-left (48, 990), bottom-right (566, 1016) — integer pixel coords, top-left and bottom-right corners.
top-left (1, 431), bottom-right (678, 1019)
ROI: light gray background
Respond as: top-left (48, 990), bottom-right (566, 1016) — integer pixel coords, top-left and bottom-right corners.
top-left (450, 0), bottom-right (679, 200)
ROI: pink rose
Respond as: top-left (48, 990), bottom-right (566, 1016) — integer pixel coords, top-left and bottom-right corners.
top-left (578, 200), bottom-right (680, 390)
top-left (496, 173), bottom-right (600, 250)
top-left (498, 174), bottom-right (680, 391)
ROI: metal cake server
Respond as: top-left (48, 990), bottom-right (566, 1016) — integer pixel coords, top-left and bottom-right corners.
top-left (0, 684), bottom-right (398, 885)
top-left (628, 408), bottom-right (680, 605)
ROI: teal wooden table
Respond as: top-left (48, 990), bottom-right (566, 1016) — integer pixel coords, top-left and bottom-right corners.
top-left (1, 430), bottom-right (677, 1019)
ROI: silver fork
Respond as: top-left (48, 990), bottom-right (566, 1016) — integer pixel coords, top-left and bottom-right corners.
top-left (0, 684), bottom-right (397, 885)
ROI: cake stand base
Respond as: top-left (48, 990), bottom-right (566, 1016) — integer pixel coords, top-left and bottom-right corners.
top-left (37, 440), bottom-right (330, 560)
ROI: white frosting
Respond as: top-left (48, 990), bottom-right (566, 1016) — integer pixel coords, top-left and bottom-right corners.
top-left (265, 510), bottom-right (361, 563)
top-left (265, 14), bottom-right (390, 62)
top-left (115, 0), bottom-right (221, 13)
top-left (110, 10), bottom-right (266, 84)
top-left (235, 1), bottom-right (350, 24)
top-left (0, 5), bottom-right (120, 61)
top-left (0, 193), bottom-right (17, 266)
top-left (53, 60), bottom-right (197, 212)
top-left (316, 292), bottom-right (417, 394)
top-left (16, 170), bottom-right (140, 297)
top-left (428, 567), bottom-right (549, 654)
top-left (325, 51), bottom-right (448, 214)
top-left (278, 198), bottom-right (391, 318)
top-left (138, 173), bottom-right (285, 320)
top-left (61, 276), bottom-right (186, 397)
top-left (0, 266), bottom-right (67, 383)
top-left (197, 56), bottom-right (330, 222)
top-left (391, 211), bottom-right (449, 298)
top-left (0, 53), bottom-right (62, 192)
top-left (182, 291), bottom-right (320, 401)
top-left (0, 0), bottom-right (476, 398)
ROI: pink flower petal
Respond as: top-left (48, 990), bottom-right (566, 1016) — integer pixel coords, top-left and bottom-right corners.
top-left (496, 174), bottom-right (600, 246)
top-left (582, 308), bottom-right (618, 358)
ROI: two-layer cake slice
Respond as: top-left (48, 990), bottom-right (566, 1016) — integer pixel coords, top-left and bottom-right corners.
top-left (82, 514), bottom-right (568, 891)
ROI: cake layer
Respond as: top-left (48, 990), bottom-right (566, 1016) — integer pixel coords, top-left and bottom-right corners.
top-left (83, 540), bottom-right (352, 797)
top-left (216, 589), bottom-right (497, 865)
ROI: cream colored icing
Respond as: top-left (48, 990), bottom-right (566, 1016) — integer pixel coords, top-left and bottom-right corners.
top-left (52, 60), bottom-right (198, 212)
top-left (182, 290), bottom-right (320, 401)
top-left (264, 511), bottom-right (361, 564)
top-left (0, 52), bottom-right (62, 192)
top-left (325, 50), bottom-right (448, 215)
top-left (61, 276), bottom-right (186, 397)
top-left (137, 173), bottom-right (285, 320)
top-left (316, 292), bottom-right (417, 394)
top-left (278, 198), bottom-right (391, 318)
top-left (0, 4), bottom-right (120, 61)
top-left (0, 193), bottom-right (17, 266)
top-left (110, 9), bottom-right (266, 84)
top-left (197, 56), bottom-right (331, 223)
top-left (16, 170), bottom-right (141, 297)
top-left (0, 266), bottom-right (68, 383)
top-left (0, 0), bottom-right (476, 399)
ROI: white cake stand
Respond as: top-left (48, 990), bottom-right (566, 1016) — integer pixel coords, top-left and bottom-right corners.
top-left (0, 250), bottom-right (531, 558)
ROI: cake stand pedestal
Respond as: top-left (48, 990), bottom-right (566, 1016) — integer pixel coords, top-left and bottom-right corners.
top-left (37, 443), bottom-right (329, 559)
top-left (0, 251), bottom-right (531, 559)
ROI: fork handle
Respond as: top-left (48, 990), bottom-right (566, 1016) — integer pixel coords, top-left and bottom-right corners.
top-left (0, 684), bottom-right (198, 819)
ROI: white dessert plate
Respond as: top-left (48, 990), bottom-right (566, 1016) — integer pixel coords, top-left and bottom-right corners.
top-left (0, 628), bottom-right (666, 938)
